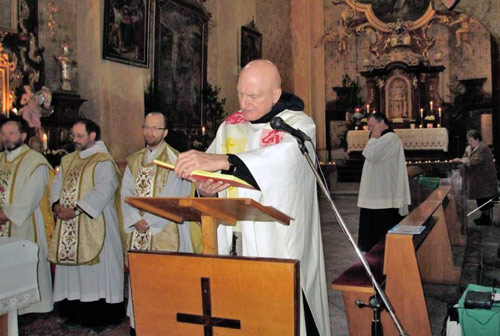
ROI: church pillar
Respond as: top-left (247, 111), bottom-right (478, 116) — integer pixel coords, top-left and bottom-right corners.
top-left (290, 0), bottom-right (327, 160)
top-left (491, 36), bottom-right (500, 163)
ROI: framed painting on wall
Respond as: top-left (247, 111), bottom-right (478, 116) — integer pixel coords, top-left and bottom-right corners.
top-left (103, 0), bottom-right (150, 68)
top-left (154, 0), bottom-right (208, 127)
top-left (241, 24), bottom-right (262, 68)
top-left (0, 0), bottom-right (18, 33)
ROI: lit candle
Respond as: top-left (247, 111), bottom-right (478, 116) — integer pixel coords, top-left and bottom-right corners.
top-left (419, 124), bottom-right (423, 128)
top-left (430, 101), bottom-right (433, 111)
top-left (438, 107), bottom-right (442, 118)
top-left (354, 126), bottom-right (359, 130)
top-left (55, 166), bottom-right (60, 174)
top-left (366, 104), bottom-right (370, 112)
top-left (201, 126), bottom-right (206, 136)
top-left (372, 110), bottom-right (376, 114)
top-left (42, 133), bottom-right (48, 151)
top-left (420, 108), bottom-right (424, 119)
top-left (437, 124), bottom-right (441, 128)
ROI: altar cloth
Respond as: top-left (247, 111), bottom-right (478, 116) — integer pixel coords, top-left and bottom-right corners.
top-left (347, 128), bottom-right (449, 153)
top-left (0, 238), bottom-right (40, 336)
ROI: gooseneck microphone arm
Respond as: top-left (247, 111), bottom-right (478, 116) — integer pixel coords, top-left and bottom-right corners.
top-left (270, 116), bottom-right (408, 336)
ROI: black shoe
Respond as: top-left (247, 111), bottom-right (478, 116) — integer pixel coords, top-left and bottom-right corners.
top-left (475, 215), bottom-right (491, 226)
top-left (130, 327), bottom-right (137, 336)
top-left (61, 316), bottom-right (81, 330)
top-left (474, 214), bottom-right (486, 224)
top-left (89, 325), bottom-right (107, 334)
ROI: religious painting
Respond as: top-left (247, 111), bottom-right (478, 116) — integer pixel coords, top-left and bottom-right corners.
top-left (154, 0), bottom-right (208, 126)
top-left (356, 0), bottom-right (431, 24)
top-left (0, 0), bottom-right (18, 33)
top-left (241, 25), bottom-right (262, 68)
top-left (385, 75), bottom-right (412, 120)
top-left (103, 0), bottom-right (150, 68)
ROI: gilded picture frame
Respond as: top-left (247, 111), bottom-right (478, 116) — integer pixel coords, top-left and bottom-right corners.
top-left (103, 0), bottom-right (150, 68)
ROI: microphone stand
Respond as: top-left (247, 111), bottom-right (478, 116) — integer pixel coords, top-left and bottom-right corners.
top-left (295, 139), bottom-right (408, 336)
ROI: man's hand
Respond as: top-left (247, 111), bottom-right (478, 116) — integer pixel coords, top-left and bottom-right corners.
top-left (55, 206), bottom-right (77, 221)
top-left (452, 158), bottom-right (463, 163)
top-left (175, 150), bottom-right (230, 179)
top-left (134, 219), bottom-right (150, 233)
top-left (192, 179), bottom-right (230, 197)
top-left (370, 121), bottom-right (389, 139)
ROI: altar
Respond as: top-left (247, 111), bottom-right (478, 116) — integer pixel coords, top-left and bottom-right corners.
top-left (0, 238), bottom-right (39, 336)
top-left (347, 128), bottom-right (449, 153)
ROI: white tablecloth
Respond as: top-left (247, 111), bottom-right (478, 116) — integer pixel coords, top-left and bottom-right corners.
top-left (346, 128), bottom-right (449, 153)
top-left (0, 238), bottom-right (39, 336)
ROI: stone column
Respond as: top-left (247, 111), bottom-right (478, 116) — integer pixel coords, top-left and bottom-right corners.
top-left (290, 0), bottom-right (327, 160)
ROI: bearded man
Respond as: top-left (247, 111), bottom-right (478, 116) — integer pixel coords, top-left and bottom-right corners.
top-left (120, 112), bottom-right (202, 333)
top-left (0, 117), bottom-right (54, 315)
top-left (49, 118), bottom-right (124, 332)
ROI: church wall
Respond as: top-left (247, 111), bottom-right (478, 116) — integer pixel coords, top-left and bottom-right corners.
top-left (256, 0), bottom-right (293, 92)
top-left (203, 0), bottom-right (255, 115)
top-left (203, 0), bottom-right (293, 115)
top-left (75, 1), bottom-right (148, 162)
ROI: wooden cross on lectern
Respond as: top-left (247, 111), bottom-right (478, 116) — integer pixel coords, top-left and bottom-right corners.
top-left (126, 197), bottom-right (298, 335)
top-left (177, 277), bottom-right (241, 336)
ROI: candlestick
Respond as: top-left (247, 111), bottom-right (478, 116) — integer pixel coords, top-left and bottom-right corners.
top-left (366, 104), bottom-right (370, 112)
top-left (201, 126), bottom-right (206, 136)
top-left (42, 133), bottom-right (48, 151)
top-left (354, 126), bottom-right (358, 130)
top-left (420, 108), bottom-right (424, 119)
top-left (430, 101), bottom-right (433, 111)
top-left (438, 107), bottom-right (442, 118)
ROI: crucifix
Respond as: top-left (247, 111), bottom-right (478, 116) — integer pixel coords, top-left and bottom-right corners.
top-left (177, 277), bottom-right (241, 335)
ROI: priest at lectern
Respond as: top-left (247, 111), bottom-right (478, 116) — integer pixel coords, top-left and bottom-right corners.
top-left (174, 60), bottom-right (331, 336)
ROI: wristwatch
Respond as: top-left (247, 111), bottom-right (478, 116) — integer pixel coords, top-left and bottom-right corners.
top-left (227, 155), bottom-right (237, 173)
top-left (73, 207), bottom-right (82, 216)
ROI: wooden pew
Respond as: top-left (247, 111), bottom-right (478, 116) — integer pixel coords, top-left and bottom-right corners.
top-left (331, 186), bottom-right (462, 336)
top-left (427, 185), bottom-right (466, 246)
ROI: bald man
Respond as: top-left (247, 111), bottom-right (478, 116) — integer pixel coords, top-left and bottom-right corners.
top-left (175, 60), bottom-right (331, 336)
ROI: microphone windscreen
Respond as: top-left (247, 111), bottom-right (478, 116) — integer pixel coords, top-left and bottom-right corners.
top-left (270, 117), bottom-right (283, 130)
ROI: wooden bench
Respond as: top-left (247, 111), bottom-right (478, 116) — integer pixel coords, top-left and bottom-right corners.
top-left (331, 185), bottom-right (462, 336)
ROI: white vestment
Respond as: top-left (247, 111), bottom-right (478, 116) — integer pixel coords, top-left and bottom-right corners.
top-left (358, 131), bottom-right (411, 215)
top-left (121, 142), bottom-right (194, 251)
top-left (209, 109), bottom-right (331, 336)
top-left (2, 145), bottom-right (53, 314)
top-left (121, 142), bottom-right (195, 327)
top-left (51, 141), bottom-right (124, 303)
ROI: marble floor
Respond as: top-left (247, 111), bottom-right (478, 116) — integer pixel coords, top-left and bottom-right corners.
top-left (323, 184), bottom-right (500, 336)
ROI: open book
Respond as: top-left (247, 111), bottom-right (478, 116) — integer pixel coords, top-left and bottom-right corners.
top-left (153, 159), bottom-right (255, 190)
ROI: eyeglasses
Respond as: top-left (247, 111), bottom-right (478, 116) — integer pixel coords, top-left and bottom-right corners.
top-left (70, 133), bottom-right (87, 140)
top-left (142, 126), bottom-right (166, 132)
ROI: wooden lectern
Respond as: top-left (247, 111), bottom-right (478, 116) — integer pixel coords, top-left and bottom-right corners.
top-left (125, 197), bottom-right (292, 254)
top-left (125, 197), bottom-right (298, 335)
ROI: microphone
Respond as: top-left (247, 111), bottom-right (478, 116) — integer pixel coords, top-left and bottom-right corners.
top-left (270, 117), bottom-right (311, 143)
